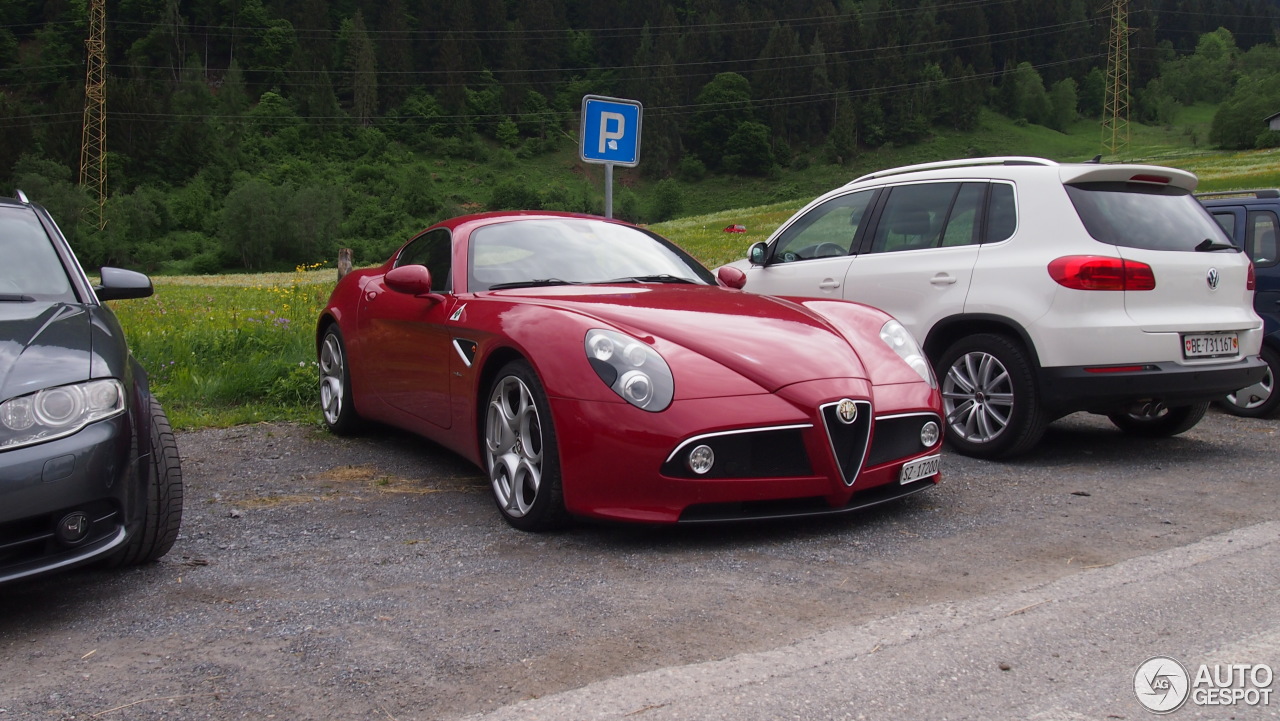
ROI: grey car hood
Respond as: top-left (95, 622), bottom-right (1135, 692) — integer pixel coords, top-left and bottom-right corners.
top-left (0, 302), bottom-right (92, 402)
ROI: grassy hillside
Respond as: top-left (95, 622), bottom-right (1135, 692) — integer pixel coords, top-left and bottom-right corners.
top-left (438, 105), bottom-right (1271, 239)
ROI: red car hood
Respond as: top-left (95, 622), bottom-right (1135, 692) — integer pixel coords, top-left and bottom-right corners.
top-left (491, 285), bottom-right (869, 391)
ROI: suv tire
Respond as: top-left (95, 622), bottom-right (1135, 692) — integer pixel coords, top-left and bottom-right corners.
top-left (938, 333), bottom-right (1047, 459)
top-left (1107, 401), bottom-right (1209, 437)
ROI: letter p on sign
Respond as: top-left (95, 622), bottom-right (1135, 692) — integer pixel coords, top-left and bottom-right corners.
top-left (599, 112), bottom-right (625, 154)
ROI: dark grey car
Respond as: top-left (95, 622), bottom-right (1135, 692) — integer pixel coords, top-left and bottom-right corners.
top-left (0, 191), bottom-right (182, 584)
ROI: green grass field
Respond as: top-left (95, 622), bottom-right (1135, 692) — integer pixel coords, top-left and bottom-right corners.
top-left (115, 109), bottom-right (1279, 430)
top-left (111, 266), bottom-right (333, 428)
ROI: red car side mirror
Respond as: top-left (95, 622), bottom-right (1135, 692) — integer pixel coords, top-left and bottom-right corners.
top-left (385, 264), bottom-right (434, 296)
top-left (716, 265), bottom-right (747, 290)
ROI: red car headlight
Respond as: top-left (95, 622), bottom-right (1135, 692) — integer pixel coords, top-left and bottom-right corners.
top-left (880, 320), bottom-right (936, 388)
top-left (585, 329), bottom-right (675, 411)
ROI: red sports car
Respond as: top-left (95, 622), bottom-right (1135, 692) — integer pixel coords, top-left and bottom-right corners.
top-left (317, 212), bottom-right (942, 531)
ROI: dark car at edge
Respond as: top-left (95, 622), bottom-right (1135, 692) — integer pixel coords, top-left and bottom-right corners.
top-left (0, 191), bottom-right (182, 584)
top-left (1199, 189), bottom-right (1280, 417)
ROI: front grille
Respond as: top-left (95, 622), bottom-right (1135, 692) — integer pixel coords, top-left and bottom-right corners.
top-left (866, 412), bottom-right (942, 467)
top-left (662, 425), bottom-right (812, 479)
top-left (821, 400), bottom-right (872, 486)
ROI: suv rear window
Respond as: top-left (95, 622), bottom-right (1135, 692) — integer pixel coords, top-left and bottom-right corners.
top-left (1065, 182), bottom-right (1232, 252)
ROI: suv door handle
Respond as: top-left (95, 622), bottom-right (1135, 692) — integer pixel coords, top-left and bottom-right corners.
top-left (930, 273), bottom-right (957, 286)
top-left (818, 279), bottom-right (841, 290)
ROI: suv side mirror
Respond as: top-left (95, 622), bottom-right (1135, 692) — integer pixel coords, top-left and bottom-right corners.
top-left (95, 267), bottom-right (153, 301)
top-left (748, 242), bottom-right (768, 266)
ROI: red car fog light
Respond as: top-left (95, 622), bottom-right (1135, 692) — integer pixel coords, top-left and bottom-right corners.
top-left (920, 421), bottom-right (940, 447)
top-left (688, 444), bottom-right (715, 475)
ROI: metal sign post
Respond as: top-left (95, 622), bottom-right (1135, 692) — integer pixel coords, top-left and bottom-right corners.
top-left (580, 95), bottom-right (642, 218)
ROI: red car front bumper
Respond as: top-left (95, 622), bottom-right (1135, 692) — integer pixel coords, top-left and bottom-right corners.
top-left (550, 379), bottom-right (942, 523)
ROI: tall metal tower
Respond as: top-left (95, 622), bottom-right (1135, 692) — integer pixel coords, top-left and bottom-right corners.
top-left (79, 0), bottom-right (107, 230)
top-left (1102, 0), bottom-right (1130, 158)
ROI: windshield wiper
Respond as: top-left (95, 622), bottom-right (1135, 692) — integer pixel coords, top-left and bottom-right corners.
top-left (0, 293), bottom-right (36, 302)
top-left (601, 274), bottom-right (699, 285)
top-left (1195, 238), bottom-right (1238, 252)
top-left (487, 278), bottom-right (580, 290)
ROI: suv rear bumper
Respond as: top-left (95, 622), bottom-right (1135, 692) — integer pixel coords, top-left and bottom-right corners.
top-left (1038, 356), bottom-right (1269, 414)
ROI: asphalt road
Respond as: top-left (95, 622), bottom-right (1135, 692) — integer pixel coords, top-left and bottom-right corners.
top-left (0, 408), bottom-right (1277, 720)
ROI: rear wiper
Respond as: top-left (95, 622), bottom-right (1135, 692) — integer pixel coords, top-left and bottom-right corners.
top-left (0, 293), bottom-right (35, 302)
top-left (1195, 238), bottom-right (1238, 252)
top-left (487, 278), bottom-right (579, 290)
top-left (601, 274), bottom-right (698, 284)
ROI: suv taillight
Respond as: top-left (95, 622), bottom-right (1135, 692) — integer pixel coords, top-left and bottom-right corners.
top-left (1248, 262), bottom-right (1256, 291)
top-left (1048, 256), bottom-right (1156, 291)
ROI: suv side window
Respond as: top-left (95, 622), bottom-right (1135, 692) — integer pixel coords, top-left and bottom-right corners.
top-left (871, 182), bottom-right (988, 253)
top-left (941, 183), bottom-right (985, 246)
top-left (985, 182), bottom-right (1017, 243)
top-left (771, 190), bottom-right (874, 262)
top-left (395, 227), bottom-right (452, 292)
top-left (1248, 209), bottom-right (1278, 268)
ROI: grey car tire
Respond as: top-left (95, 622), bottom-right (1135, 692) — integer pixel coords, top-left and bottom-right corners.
top-left (110, 396), bottom-right (184, 566)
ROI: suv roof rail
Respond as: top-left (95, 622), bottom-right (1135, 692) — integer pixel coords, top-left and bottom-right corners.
top-left (14, 188), bottom-right (29, 204)
top-left (1195, 189), bottom-right (1280, 200)
top-left (847, 156), bottom-right (1057, 185)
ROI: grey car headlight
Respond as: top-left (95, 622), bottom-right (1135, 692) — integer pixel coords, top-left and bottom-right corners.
top-left (585, 329), bottom-right (675, 412)
top-left (880, 320), bottom-right (936, 388)
top-left (0, 379), bottom-right (126, 450)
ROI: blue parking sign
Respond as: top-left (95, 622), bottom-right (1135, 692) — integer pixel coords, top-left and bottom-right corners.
top-left (580, 95), bottom-right (642, 167)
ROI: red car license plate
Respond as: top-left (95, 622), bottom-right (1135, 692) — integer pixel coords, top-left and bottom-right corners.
top-left (900, 454), bottom-right (941, 484)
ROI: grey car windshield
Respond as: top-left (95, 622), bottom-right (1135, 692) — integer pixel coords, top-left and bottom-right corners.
top-left (1065, 182), bottom-right (1234, 252)
top-left (0, 207), bottom-right (74, 301)
top-left (468, 218), bottom-right (716, 291)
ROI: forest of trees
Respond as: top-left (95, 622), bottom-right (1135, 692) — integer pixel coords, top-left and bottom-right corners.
top-left (1, 0), bottom-right (1279, 272)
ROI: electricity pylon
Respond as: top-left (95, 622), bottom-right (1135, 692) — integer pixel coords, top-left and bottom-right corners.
top-left (79, 0), bottom-right (107, 230)
top-left (1102, 0), bottom-right (1130, 158)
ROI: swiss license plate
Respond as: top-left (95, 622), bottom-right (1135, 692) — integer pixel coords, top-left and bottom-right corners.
top-left (900, 454), bottom-right (941, 484)
top-left (1182, 332), bottom-right (1239, 359)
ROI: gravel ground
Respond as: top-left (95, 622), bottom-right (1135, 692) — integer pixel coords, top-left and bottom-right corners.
top-left (0, 409), bottom-right (1276, 720)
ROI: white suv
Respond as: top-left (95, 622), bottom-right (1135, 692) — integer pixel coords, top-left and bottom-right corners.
top-left (728, 157), bottom-right (1267, 458)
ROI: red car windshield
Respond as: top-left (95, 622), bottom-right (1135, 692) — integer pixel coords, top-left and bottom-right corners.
top-left (468, 218), bottom-right (716, 291)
